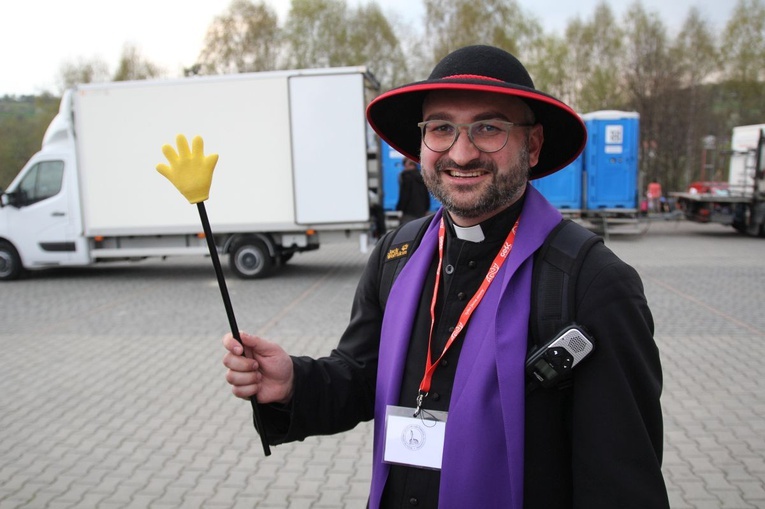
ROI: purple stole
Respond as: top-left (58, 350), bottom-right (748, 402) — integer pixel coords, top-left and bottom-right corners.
top-left (370, 186), bottom-right (562, 508)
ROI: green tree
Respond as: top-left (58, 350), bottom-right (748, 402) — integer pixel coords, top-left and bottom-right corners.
top-left (671, 7), bottom-right (720, 186)
top-left (525, 34), bottom-right (570, 105)
top-left (198, 0), bottom-right (281, 74)
top-left (722, 0), bottom-right (765, 83)
top-left (279, 0), bottom-right (406, 91)
top-left (0, 95), bottom-right (60, 188)
top-left (385, 8), bottom-right (430, 86)
top-left (621, 1), bottom-right (679, 185)
top-left (345, 2), bottom-right (408, 91)
top-left (113, 43), bottom-right (162, 82)
top-left (720, 0), bottom-right (765, 127)
top-left (421, 0), bottom-right (543, 68)
top-left (283, 0), bottom-right (349, 69)
top-left (562, 2), bottom-right (625, 112)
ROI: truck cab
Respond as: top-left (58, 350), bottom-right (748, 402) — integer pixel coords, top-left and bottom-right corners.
top-left (0, 96), bottom-right (89, 279)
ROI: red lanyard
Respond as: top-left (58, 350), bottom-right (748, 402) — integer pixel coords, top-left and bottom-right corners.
top-left (414, 216), bottom-right (520, 415)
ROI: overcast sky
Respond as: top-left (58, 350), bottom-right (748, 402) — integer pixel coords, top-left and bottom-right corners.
top-left (1, 0), bottom-right (736, 97)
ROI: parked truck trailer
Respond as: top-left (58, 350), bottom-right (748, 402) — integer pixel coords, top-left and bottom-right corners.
top-left (0, 67), bottom-right (379, 281)
top-left (674, 124), bottom-right (765, 237)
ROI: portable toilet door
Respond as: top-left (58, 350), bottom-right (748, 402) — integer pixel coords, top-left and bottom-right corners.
top-left (380, 140), bottom-right (440, 213)
top-left (380, 140), bottom-right (405, 211)
top-left (582, 111), bottom-right (639, 210)
top-left (531, 152), bottom-right (583, 211)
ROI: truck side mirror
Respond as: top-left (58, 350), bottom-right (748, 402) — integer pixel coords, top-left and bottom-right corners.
top-left (1, 190), bottom-right (21, 208)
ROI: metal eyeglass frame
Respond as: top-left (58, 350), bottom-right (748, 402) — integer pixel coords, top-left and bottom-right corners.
top-left (417, 119), bottom-right (534, 153)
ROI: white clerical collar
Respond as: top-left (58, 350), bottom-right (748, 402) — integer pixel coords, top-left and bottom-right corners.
top-left (453, 223), bottom-right (485, 243)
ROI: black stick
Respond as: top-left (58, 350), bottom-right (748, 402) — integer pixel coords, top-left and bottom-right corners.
top-left (197, 202), bottom-right (271, 456)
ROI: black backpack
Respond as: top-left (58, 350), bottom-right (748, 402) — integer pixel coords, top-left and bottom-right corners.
top-left (377, 215), bottom-right (602, 390)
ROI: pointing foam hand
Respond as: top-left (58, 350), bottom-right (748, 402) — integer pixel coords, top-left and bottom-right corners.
top-left (156, 134), bottom-right (219, 204)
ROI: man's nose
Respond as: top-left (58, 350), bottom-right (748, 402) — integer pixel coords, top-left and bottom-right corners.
top-left (448, 127), bottom-right (481, 163)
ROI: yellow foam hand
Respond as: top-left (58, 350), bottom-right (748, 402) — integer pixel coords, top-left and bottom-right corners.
top-left (156, 134), bottom-right (219, 204)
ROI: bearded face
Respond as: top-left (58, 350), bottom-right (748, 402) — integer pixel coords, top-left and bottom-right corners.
top-left (418, 89), bottom-right (543, 226)
top-left (422, 136), bottom-right (531, 221)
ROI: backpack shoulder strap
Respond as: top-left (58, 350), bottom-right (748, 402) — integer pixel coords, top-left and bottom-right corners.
top-left (530, 219), bottom-right (603, 353)
top-left (378, 215), bottom-right (433, 308)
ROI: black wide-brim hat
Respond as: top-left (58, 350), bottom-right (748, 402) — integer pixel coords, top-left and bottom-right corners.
top-left (366, 45), bottom-right (587, 179)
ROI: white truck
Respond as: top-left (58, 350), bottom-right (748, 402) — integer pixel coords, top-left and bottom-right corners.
top-left (674, 123), bottom-right (765, 236)
top-left (0, 67), bottom-right (378, 281)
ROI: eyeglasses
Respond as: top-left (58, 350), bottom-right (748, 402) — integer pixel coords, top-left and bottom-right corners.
top-left (417, 119), bottom-right (533, 153)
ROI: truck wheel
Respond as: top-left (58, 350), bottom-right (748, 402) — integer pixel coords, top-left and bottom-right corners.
top-left (0, 241), bottom-right (24, 281)
top-left (230, 239), bottom-right (274, 279)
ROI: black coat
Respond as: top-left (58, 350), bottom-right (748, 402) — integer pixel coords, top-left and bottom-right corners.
top-left (258, 216), bottom-right (669, 508)
top-left (396, 169), bottom-right (431, 219)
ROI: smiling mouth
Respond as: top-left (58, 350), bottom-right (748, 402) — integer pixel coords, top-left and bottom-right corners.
top-left (445, 169), bottom-right (489, 178)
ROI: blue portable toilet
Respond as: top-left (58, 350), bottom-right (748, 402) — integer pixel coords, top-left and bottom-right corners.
top-left (380, 140), bottom-right (440, 212)
top-left (380, 140), bottom-right (405, 211)
top-left (531, 152), bottom-right (583, 210)
top-left (582, 111), bottom-right (639, 210)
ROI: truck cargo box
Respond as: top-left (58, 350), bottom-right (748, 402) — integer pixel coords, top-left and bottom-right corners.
top-left (0, 67), bottom-right (378, 280)
top-left (73, 68), bottom-right (371, 236)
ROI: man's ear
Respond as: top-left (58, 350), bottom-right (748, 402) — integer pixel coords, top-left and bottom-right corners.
top-left (527, 124), bottom-right (544, 168)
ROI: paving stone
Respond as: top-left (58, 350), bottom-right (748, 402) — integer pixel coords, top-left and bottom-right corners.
top-left (1, 222), bottom-right (764, 507)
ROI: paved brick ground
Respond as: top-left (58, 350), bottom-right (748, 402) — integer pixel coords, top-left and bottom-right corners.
top-left (1, 218), bottom-right (764, 508)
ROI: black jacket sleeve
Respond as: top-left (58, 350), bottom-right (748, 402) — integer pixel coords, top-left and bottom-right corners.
top-left (256, 233), bottom-right (390, 443)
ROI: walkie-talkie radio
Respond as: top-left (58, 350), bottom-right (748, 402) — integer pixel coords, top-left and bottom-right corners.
top-left (526, 325), bottom-right (595, 389)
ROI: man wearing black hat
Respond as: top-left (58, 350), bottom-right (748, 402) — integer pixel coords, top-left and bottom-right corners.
top-left (222, 45), bottom-right (669, 508)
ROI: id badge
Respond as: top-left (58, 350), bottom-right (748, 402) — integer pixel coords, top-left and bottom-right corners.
top-left (383, 405), bottom-right (448, 470)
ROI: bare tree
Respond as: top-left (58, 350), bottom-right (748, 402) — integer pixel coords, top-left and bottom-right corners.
top-left (56, 56), bottom-right (110, 92)
top-left (386, 8), bottom-right (430, 86)
top-left (580, 4), bottom-right (625, 111)
top-left (283, 0), bottom-right (349, 69)
top-left (276, 0), bottom-right (408, 92)
top-left (561, 2), bottom-right (625, 112)
top-left (198, 0), bottom-right (281, 74)
top-left (721, 0), bottom-right (765, 83)
top-left (525, 34), bottom-right (571, 105)
top-left (672, 7), bottom-right (720, 186)
top-left (113, 43), bottom-right (162, 82)
top-left (346, 2), bottom-right (408, 91)
top-left (720, 0), bottom-right (765, 128)
top-left (622, 2), bottom-right (679, 185)
top-left (421, 0), bottom-right (543, 69)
